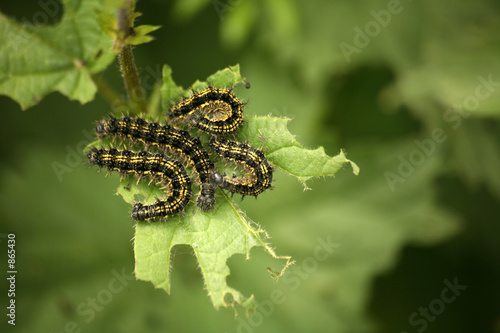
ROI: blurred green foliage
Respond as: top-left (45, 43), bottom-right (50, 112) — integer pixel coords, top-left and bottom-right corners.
top-left (1, 0), bottom-right (499, 332)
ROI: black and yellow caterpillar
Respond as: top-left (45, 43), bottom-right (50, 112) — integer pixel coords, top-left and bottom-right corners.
top-left (88, 87), bottom-right (273, 221)
top-left (87, 147), bottom-right (191, 221)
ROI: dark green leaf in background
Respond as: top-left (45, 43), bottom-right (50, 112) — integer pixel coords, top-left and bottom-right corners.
top-left (0, 0), bottom-right (116, 109)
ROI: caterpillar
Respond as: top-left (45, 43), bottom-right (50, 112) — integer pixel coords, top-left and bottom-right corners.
top-left (209, 136), bottom-right (273, 197)
top-left (91, 86), bottom-right (272, 221)
top-left (95, 116), bottom-right (217, 211)
top-left (87, 147), bottom-right (192, 221)
top-left (168, 87), bottom-right (244, 134)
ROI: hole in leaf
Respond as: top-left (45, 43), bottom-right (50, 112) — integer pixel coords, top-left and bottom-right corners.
top-left (223, 292), bottom-right (235, 307)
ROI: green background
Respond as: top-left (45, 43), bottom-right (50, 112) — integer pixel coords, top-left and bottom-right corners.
top-left (1, 0), bottom-right (499, 332)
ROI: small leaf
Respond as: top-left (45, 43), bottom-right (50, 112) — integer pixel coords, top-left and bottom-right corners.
top-left (0, 0), bottom-right (118, 109)
top-left (126, 24), bottom-right (161, 45)
top-left (241, 116), bottom-right (360, 188)
top-left (133, 24), bottom-right (161, 36)
top-left (161, 64), bottom-right (244, 111)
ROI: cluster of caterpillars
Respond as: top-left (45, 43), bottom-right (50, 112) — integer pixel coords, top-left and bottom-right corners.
top-left (87, 87), bottom-right (273, 221)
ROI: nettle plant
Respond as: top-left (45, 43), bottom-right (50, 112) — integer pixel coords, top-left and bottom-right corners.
top-left (0, 0), bottom-right (358, 314)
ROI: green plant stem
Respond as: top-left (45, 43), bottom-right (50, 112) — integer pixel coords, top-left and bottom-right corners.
top-left (116, 3), bottom-right (146, 114)
top-left (118, 46), bottom-right (146, 113)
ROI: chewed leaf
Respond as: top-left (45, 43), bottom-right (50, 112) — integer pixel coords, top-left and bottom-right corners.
top-left (241, 116), bottom-right (360, 188)
top-left (0, 0), bottom-right (117, 110)
top-left (123, 114), bottom-right (356, 313)
top-left (116, 176), bottom-right (293, 313)
top-left (85, 64), bottom-right (356, 314)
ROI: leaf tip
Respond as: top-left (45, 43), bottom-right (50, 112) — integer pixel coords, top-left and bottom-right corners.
top-left (339, 149), bottom-right (360, 175)
top-left (349, 159), bottom-right (360, 175)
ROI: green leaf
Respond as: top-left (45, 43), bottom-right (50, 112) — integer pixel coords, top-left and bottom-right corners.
top-left (0, 0), bottom-right (117, 110)
top-left (161, 63), bottom-right (244, 110)
top-left (113, 116), bottom-right (356, 311)
top-left (84, 64), bottom-right (357, 313)
top-left (240, 116), bottom-right (359, 188)
top-left (123, 182), bottom-right (291, 313)
top-left (206, 64), bottom-right (244, 87)
top-left (126, 24), bottom-right (161, 45)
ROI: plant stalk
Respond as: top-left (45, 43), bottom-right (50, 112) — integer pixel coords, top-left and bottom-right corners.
top-left (116, 2), bottom-right (146, 114)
